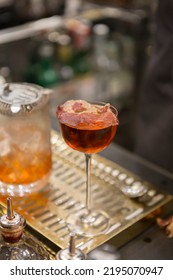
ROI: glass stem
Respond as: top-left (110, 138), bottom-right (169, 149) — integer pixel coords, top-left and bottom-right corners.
top-left (85, 153), bottom-right (91, 213)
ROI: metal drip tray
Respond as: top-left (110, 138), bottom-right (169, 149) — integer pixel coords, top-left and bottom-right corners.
top-left (0, 130), bottom-right (172, 254)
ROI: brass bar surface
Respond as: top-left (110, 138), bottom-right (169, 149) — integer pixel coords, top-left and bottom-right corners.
top-left (0, 130), bottom-right (172, 254)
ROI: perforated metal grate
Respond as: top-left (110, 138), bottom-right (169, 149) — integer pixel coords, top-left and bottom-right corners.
top-left (0, 130), bottom-right (172, 254)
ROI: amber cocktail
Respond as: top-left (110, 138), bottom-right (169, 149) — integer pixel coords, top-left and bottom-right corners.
top-left (0, 123), bottom-right (52, 196)
top-left (56, 100), bottom-right (119, 237)
top-left (60, 121), bottom-right (117, 154)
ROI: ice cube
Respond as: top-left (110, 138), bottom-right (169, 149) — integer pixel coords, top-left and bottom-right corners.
top-left (0, 127), bottom-right (11, 156)
top-left (0, 138), bottom-right (11, 156)
top-left (20, 131), bottom-right (42, 151)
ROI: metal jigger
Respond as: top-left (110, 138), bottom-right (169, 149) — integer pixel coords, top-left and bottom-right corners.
top-left (0, 197), bottom-right (26, 243)
top-left (56, 233), bottom-right (86, 260)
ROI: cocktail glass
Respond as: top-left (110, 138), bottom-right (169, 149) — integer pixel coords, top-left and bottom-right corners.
top-left (56, 100), bottom-right (119, 237)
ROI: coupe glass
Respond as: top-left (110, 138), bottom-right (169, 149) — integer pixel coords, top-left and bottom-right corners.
top-left (56, 100), bottom-right (119, 237)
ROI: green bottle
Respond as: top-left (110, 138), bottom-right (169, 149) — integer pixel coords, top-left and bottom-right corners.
top-left (36, 42), bottom-right (60, 87)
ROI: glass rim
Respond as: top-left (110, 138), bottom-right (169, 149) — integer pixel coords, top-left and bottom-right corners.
top-left (57, 99), bottom-right (119, 122)
top-left (89, 100), bottom-right (119, 118)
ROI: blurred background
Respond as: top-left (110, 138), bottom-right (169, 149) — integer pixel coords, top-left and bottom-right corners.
top-left (0, 0), bottom-right (158, 152)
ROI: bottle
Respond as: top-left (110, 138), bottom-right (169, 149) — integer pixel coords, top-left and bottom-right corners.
top-left (0, 197), bottom-right (50, 260)
top-left (93, 23), bottom-right (134, 108)
top-left (23, 35), bottom-right (45, 84)
top-left (92, 23), bottom-right (110, 70)
top-left (66, 19), bottom-right (92, 76)
top-left (107, 33), bottom-right (135, 110)
top-left (92, 23), bottom-right (110, 101)
top-left (56, 33), bottom-right (74, 82)
top-left (36, 42), bottom-right (60, 87)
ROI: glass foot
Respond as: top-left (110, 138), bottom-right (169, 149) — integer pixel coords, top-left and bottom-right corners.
top-left (66, 209), bottom-right (110, 237)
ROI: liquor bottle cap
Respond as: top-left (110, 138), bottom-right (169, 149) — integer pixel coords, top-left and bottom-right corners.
top-left (0, 197), bottom-right (26, 243)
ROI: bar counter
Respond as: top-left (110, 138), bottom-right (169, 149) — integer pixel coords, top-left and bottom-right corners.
top-left (100, 141), bottom-right (173, 260)
top-left (50, 100), bottom-right (173, 259)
